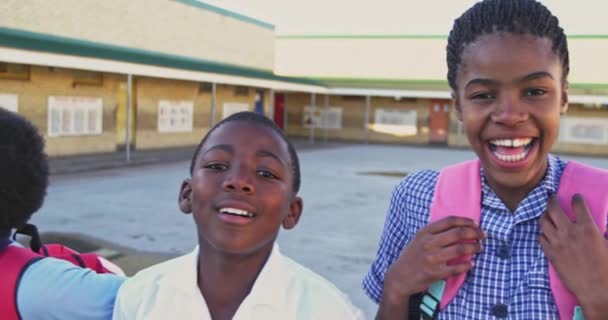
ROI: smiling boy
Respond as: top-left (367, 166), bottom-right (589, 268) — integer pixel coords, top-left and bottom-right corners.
top-left (113, 112), bottom-right (363, 320)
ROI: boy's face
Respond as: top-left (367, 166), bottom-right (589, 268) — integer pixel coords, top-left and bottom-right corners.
top-left (454, 32), bottom-right (568, 196)
top-left (179, 122), bottom-right (302, 256)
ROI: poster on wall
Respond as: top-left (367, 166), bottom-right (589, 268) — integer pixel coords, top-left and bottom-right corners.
top-left (559, 117), bottom-right (608, 145)
top-left (371, 108), bottom-right (417, 136)
top-left (158, 100), bottom-right (193, 132)
top-left (303, 106), bottom-right (343, 129)
top-left (222, 102), bottom-right (250, 119)
top-left (0, 94), bottom-right (18, 112)
top-left (47, 96), bottom-right (103, 137)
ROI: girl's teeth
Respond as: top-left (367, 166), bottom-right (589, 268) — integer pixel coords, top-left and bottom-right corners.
top-left (494, 152), bottom-right (527, 162)
top-left (490, 138), bottom-right (533, 147)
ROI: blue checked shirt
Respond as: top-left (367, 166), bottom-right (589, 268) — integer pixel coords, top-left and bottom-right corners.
top-left (363, 155), bottom-right (572, 319)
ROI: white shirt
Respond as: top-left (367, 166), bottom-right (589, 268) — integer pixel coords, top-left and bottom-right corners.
top-left (113, 244), bottom-right (364, 320)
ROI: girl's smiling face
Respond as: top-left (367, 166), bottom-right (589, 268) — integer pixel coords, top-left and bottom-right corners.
top-left (454, 32), bottom-right (568, 210)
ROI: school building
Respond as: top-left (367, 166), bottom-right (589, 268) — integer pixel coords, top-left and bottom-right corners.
top-left (1, 0), bottom-right (607, 157)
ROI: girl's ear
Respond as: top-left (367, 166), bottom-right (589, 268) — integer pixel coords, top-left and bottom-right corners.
top-left (560, 82), bottom-right (569, 114)
top-left (178, 179), bottom-right (193, 214)
top-left (282, 196), bottom-right (303, 230)
top-left (453, 92), bottom-right (463, 121)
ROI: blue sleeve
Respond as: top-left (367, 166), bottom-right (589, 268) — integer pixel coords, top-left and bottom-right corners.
top-left (362, 170), bottom-right (438, 303)
top-left (17, 257), bottom-right (125, 320)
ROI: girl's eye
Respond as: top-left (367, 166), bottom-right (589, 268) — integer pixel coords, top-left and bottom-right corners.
top-left (524, 88), bottom-right (547, 96)
top-left (257, 170), bottom-right (278, 179)
top-left (204, 163), bottom-right (227, 171)
top-left (471, 92), bottom-right (495, 100)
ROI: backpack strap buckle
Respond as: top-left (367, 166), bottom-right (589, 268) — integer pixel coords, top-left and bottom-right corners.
top-left (420, 280), bottom-right (446, 320)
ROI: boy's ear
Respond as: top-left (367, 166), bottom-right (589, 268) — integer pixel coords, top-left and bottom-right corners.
top-left (282, 196), bottom-right (303, 230)
top-left (178, 179), bottom-right (193, 214)
top-left (452, 92), bottom-right (463, 121)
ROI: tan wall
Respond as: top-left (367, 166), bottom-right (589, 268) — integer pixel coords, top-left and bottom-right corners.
top-left (134, 80), bottom-right (268, 150)
top-left (553, 104), bottom-right (608, 156)
top-left (134, 77), bottom-right (211, 150)
top-left (284, 93), bottom-right (432, 144)
top-left (1, 0), bottom-right (274, 70)
top-left (0, 65), bottom-right (119, 156)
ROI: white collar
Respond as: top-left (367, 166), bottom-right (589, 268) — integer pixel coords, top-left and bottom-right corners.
top-left (157, 243), bottom-right (290, 316)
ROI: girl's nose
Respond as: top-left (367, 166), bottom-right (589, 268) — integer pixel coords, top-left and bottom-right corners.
top-left (491, 95), bottom-right (529, 126)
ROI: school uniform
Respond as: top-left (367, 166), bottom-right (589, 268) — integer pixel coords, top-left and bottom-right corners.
top-left (1, 238), bottom-right (125, 320)
top-left (363, 155), bottom-right (601, 319)
top-left (114, 243), bottom-right (364, 320)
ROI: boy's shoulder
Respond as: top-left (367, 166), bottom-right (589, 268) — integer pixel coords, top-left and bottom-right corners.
top-left (115, 249), bottom-right (195, 302)
top-left (279, 254), bottom-right (365, 319)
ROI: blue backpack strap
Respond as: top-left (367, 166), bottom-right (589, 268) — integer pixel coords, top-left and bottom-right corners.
top-left (421, 160), bottom-right (482, 319)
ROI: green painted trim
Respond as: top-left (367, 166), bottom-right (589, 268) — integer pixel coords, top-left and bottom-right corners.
top-left (567, 35), bottom-right (608, 39)
top-left (277, 34), bottom-right (447, 40)
top-left (174, 0), bottom-right (274, 30)
top-left (0, 27), bottom-right (321, 86)
top-left (277, 34), bottom-right (608, 40)
top-left (300, 76), bottom-right (449, 85)
top-left (570, 82), bottom-right (608, 89)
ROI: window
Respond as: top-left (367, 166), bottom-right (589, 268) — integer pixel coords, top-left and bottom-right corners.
top-left (72, 70), bottom-right (103, 86)
top-left (48, 96), bottom-right (103, 136)
top-left (158, 100), bottom-right (193, 132)
top-left (234, 86), bottom-right (249, 96)
top-left (0, 63), bottom-right (30, 80)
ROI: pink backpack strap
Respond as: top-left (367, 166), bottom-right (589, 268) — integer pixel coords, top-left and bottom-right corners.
top-left (551, 161), bottom-right (608, 320)
top-left (420, 160), bottom-right (482, 318)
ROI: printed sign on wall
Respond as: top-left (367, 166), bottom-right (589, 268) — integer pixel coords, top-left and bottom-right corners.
top-left (48, 96), bottom-right (103, 137)
top-left (222, 102), bottom-right (250, 119)
top-left (0, 94), bottom-right (18, 112)
top-left (371, 108), bottom-right (418, 136)
top-left (559, 117), bottom-right (608, 145)
top-left (158, 100), bottom-right (193, 132)
top-left (303, 106), bottom-right (343, 129)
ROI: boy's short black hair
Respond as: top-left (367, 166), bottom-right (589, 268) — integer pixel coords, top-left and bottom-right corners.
top-left (0, 109), bottom-right (49, 233)
top-left (447, 0), bottom-right (569, 90)
top-left (190, 111), bottom-right (301, 193)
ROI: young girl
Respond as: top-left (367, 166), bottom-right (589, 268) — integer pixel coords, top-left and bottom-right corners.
top-left (363, 0), bottom-right (608, 319)
top-left (113, 112), bottom-right (363, 320)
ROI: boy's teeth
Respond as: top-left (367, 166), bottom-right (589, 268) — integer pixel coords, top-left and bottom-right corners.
top-left (219, 207), bottom-right (254, 217)
top-left (489, 138), bottom-right (533, 147)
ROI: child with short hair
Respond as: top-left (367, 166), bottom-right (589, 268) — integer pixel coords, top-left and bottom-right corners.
top-left (113, 111), bottom-right (364, 319)
top-left (0, 108), bottom-right (125, 320)
top-left (363, 1), bottom-right (608, 319)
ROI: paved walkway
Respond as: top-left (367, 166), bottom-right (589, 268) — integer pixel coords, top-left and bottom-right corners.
top-left (38, 142), bottom-right (608, 318)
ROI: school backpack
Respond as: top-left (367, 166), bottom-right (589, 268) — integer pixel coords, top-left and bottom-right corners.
top-left (0, 223), bottom-right (125, 320)
top-left (419, 160), bottom-right (608, 320)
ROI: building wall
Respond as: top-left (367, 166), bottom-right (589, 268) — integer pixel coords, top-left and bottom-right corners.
top-left (1, 0), bottom-right (274, 70)
top-left (275, 37), bottom-right (608, 86)
top-left (284, 93), bottom-right (432, 144)
top-left (0, 65), bottom-right (119, 156)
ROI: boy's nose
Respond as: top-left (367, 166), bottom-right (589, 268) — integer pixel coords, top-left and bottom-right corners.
top-left (222, 170), bottom-right (254, 193)
top-left (491, 95), bottom-right (529, 126)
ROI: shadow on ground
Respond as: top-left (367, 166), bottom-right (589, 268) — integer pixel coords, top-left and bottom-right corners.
top-left (17, 232), bottom-right (176, 276)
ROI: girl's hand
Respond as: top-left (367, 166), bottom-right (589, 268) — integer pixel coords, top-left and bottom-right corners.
top-left (540, 195), bottom-right (608, 320)
top-left (383, 216), bottom-right (485, 303)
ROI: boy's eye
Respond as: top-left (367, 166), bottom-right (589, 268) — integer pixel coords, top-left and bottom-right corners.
top-left (204, 163), bottom-right (228, 171)
top-left (523, 88), bottom-right (547, 97)
top-left (257, 170), bottom-right (278, 179)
